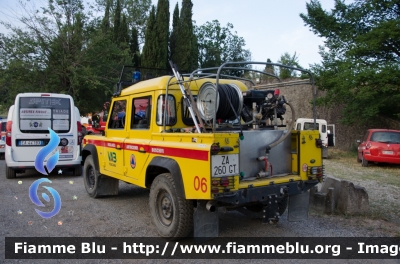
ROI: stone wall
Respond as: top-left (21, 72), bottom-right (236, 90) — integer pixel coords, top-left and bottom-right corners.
top-left (249, 78), bottom-right (400, 150)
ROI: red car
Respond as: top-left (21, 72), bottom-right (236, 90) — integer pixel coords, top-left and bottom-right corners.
top-left (357, 129), bottom-right (400, 167)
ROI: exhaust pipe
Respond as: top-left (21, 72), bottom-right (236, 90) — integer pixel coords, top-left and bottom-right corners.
top-left (206, 201), bottom-right (217, 212)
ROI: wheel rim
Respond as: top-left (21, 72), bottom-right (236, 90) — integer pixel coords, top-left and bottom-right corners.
top-left (86, 166), bottom-right (96, 189)
top-left (156, 190), bottom-right (173, 227)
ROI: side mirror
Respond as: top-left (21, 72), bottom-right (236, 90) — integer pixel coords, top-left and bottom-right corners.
top-left (356, 139), bottom-right (361, 144)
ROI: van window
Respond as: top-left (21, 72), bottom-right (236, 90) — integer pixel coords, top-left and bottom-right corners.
top-left (296, 123), bottom-right (301, 130)
top-left (19, 97), bottom-right (71, 133)
top-left (322, 125), bottom-right (326, 133)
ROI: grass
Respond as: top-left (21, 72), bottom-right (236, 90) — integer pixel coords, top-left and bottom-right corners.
top-left (323, 148), bottom-right (400, 223)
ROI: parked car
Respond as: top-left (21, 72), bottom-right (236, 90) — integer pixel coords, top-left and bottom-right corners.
top-left (357, 129), bottom-right (400, 167)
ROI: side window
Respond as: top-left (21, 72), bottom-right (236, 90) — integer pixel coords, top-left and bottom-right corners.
top-left (182, 96), bottom-right (198, 126)
top-left (156, 95), bottom-right (176, 126)
top-left (108, 100), bottom-right (126, 129)
top-left (131, 96), bottom-right (152, 129)
top-left (296, 123), bottom-right (301, 130)
top-left (321, 125), bottom-right (326, 133)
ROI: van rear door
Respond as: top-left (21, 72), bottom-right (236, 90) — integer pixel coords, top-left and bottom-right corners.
top-left (12, 95), bottom-right (74, 162)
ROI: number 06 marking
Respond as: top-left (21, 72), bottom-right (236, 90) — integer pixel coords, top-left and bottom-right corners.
top-left (194, 176), bottom-right (207, 193)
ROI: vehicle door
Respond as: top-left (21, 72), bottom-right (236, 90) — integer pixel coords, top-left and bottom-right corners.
top-left (103, 98), bottom-right (128, 175)
top-left (123, 92), bottom-right (153, 185)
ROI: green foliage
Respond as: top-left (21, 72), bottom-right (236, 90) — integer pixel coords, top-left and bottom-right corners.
top-left (277, 52), bottom-right (302, 79)
top-left (301, 0), bottom-right (400, 125)
top-left (169, 2), bottom-right (180, 64)
top-left (154, 0), bottom-right (169, 70)
top-left (174, 0), bottom-right (197, 73)
top-left (195, 20), bottom-right (251, 74)
top-left (141, 5), bottom-right (157, 69)
top-left (0, 0), bottom-right (134, 115)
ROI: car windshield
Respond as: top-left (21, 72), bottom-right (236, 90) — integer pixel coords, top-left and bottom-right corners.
top-left (370, 131), bottom-right (400, 144)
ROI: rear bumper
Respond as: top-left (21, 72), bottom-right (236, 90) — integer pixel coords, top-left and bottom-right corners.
top-left (364, 153), bottom-right (400, 164)
top-left (213, 180), bottom-right (318, 206)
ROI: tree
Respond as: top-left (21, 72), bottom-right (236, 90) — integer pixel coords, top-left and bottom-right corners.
top-left (130, 27), bottom-right (140, 67)
top-left (277, 52), bottom-right (302, 79)
top-left (141, 5), bottom-right (157, 70)
top-left (173, 0), bottom-right (197, 73)
top-left (96, 0), bottom-right (152, 46)
top-left (169, 2), bottom-right (180, 64)
top-left (300, 0), bottom-right (400, 125)
top-left (195, 20), bottom-right (251, 73)
top-left (0, 0), bottom-right (132, 114)
top-left (154, 0), bottom-right (169, 70)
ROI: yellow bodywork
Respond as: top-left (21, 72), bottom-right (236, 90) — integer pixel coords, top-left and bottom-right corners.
top-left (83, 75), bottom-right (323, 201)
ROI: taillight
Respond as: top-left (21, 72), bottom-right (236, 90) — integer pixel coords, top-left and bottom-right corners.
top-left (6, 121), bottom-right (12, 146)
top-left (210, 143), bottom-right (220, 155)
top-left (77, 121), bottom-right (82, 145)
top-left (220, 177), bottom-right (229, 187)
top-left (316, 138), bottom-right (323, 148)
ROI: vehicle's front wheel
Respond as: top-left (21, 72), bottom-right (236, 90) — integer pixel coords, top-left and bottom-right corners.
top-left (83, 155), bottom-right (100, 197)
top-left (6, 164), bottom-right (16, 179)
top-left (361, 154), bottom-right (368, 167)
top-left (149, 173), bottom-right (193, 240)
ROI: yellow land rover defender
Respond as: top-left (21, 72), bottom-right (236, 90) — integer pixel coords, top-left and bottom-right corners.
top-left (82, 61), bottom-right (324, 239)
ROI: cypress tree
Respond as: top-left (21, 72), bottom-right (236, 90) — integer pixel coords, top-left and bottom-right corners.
top-left (141, 6), bottom-right (157, 70)
top-left (169, 2), bottom-right (180, 64)
top-left (101, 0), bottom-right (111, 34)
top-left (130, 27), bottom-right (140, 67)
top-left (176, 0), bottom-right (196, 73)
top-left (113, 0), bottom-right (121, 43)
top-left (154, 0), bottom-right (169, 70)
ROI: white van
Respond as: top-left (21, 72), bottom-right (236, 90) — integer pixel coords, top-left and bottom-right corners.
top-left (5, 93), bottom-right (83, 178)
top-left (295, 118), bottom-right (335, 158)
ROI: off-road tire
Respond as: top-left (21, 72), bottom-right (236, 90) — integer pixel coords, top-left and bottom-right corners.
top-left (149, 173), bottom-right (193, 240)
top-left (361, 154), bottom-right (368, 167)
top-left (6, 164), bottom-right (16, 179)
top-left (83, 155), bottom-right (101, 198)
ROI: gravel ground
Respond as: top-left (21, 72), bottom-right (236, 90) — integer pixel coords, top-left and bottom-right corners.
top-left (1, 159), bottom-right (399, 264)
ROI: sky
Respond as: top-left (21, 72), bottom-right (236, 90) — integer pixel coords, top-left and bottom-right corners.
top-left (0, 0), bottom-right (343, 68)
top-left (160, 0), bottom-right (341, 68)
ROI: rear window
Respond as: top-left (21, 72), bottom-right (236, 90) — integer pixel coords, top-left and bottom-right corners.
top-left (304, 122), bottom-right (319, 130)
top-left (19, 97), bottom-right (71, 133)
top-left (370, 131), bottom-right (400, 143)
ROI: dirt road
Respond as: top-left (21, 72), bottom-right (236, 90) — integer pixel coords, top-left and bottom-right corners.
top-left (0, 159), bottom-right (399, 264)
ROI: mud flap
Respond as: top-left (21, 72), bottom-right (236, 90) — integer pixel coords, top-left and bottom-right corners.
top-left (288, 191), bottom-right (310, 221)
top-left (194, 201), bottom-right (219, 241)
top-left (97, 175), bottom-right (119, 196)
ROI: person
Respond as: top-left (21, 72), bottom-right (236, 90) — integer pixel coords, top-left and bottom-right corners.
top-left (117, 108), bottom-right (126, 119)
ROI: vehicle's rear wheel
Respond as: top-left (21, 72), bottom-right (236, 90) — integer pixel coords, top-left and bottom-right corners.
top-left (361, 154), bottom-right (368, 167)
top-left (83, 155), bottom-right (100, 197)
top-left (6, 165), bottom-right (16, 179)
top-left (149, 173), bottom-right (193, 240)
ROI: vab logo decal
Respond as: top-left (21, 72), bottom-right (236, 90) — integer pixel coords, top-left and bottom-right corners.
top-left (35, 128), bottom-right (60, 175)
top-left (29, 178), bottom-right (62, 218)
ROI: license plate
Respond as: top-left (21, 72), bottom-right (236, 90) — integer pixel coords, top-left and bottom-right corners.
top-left (211, 154), bottom-right (239, 177)
top-left (17, 140), bottom-right (44, 146)
top-left (382, 150), bottom-right (394, 155)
